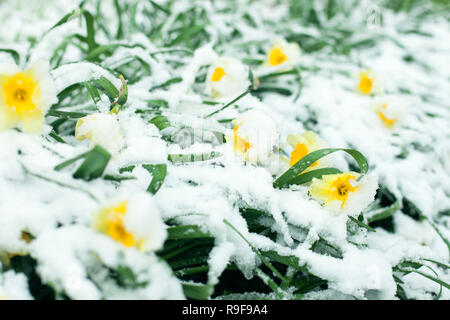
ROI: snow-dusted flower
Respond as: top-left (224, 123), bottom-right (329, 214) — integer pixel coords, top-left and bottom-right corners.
top-left (205, 57), bottom-right (250, 99)
top-left (371, 96), bottom-right (405, 128)
top-left (264, 38), bottom-right (301, 68)
top-left (225, 109), bottom-right (279, 166)
top-left (309, 172), bottom-right (378, 216)
top-left (0, 60), bottom-right (57, 134)
top-left (356, 70), bottom-right (382, 95)
top-left (286, 131), bottom-right (331, 170)
top-left (75, 113), bottom-right (125, 155)
top-left (93, 193), bottom-right (167, 252)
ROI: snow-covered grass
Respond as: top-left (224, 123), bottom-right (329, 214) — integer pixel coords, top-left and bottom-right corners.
top-left (0, 0), bottom-right (449, 300)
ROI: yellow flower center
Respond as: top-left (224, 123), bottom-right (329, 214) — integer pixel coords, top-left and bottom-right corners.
top-left (232, 125), bottom-right (251, 153)
top-left (268, 48), bottom-right (287, 66)
top-left (2, 73), bottom-right (38, 114)
top-left (309, 173), bottom-right (359, 209)
top-left (359, 73), bottom-right (373, 95)
top-left (95, 201), bottom-right (136, 248)
top-left (211, 67), bottom-right (226, 82)
top-left (329, 175), bottom-right (358, 207)
top-left (377, 104), bottom-right (396, 127)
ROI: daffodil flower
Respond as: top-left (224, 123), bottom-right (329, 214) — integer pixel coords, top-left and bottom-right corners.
top-left (264, 38), bottom-right (301, 68)
top-left (309, 172), bottom-right (378, 217)
top-left (225, 109), bottom-right (279, 166)
top-left (356, 70), bottom-right (382, 95)
top-left (93, 194), bottom-right (167, 252)
top-left (286, 131), bottom-right (331, 170)
top-left (0, 61), bottom-right (57, 134)
top-left (75, 113), bottom-right (125, 155)
top-left (205, 57), bottom-right (250, 99)
top-left (371, 96), bottom-right (405, 129)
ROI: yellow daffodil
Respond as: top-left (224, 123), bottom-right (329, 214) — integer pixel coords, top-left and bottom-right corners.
top-left (93, 194), bottom-right (167, 252)
top-left (0, 61), bottom-right (57, 134)
top-left (286, 131), bottom-right (330, 170)
top-left (225, 109), bottom-right (279, 166)
top-left (309, 172), bottom-right (378, 216)
top-left (205, 57), bottom-right (250, 99)
top-left (371, 96), bottom-right (405, 129)
top-left (75, 113), bottom-right (125, 155)
top-left (356, 70), bottom-right (382, 95)
top-left (264, 38), bottom-right (301, 68)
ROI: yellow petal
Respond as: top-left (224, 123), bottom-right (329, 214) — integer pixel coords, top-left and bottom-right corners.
top-left (20, 109), bottom-right (44, 134)
top-left (309, 179), bottom-right (331, 202)
top-left (0, 105), bottom-right (20, 131)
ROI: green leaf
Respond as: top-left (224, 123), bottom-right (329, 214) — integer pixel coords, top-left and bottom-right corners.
top-left (92, 76), bottom-right (119, 102)
top-left (46, 110), bottom-right (87, 119)
top-left (46, 6), bottom-right (84, 35)
top-left (348, 216), bottom-right (376, 232)
top-left (83, 10), bottom-right (97, 52)
top-left (73, 145), bottom-right (111, 181)
top-left (167, 225), bottom-right (212, 240)
top-left (273, 148), bottom-right (369, 189)
top-left (84, 80), bottom-right (102, 104)
top-left (205, 89), bottom-right (250, 118)
top-left (150, 115), bottom-right (171, 131)
top-left (181, 282), bottom-right (213, 300)
top-left (142, 164), bottom-right (167, 194)
top-left (168, 151), bottom-right (222, 163)
top-left (286, 168), bottom-right (342, 186)
top-left (0, 48), bottom-right (20, 65)
top-left (254, 86), bottom-right (292, 95)
top-left (149, 77), bottom-right (182, 92)
top-left (54, 151), bottom-right (89, 171)
top-left (367, 200), bottom-right (400, 223)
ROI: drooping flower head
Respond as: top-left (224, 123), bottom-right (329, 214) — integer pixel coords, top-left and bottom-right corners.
top-left (309, 172), bottom-right (378, 217)
top-left (75, 113), bottom-right (125, 155)
top-left (93, 193), bottom-right (167, 252)
top-left (356, 70), bottom-right (382, 95)
top-left (205, 57), bottom-right (250, 99)
top-left (371, 96), bottom-right (405, 129)
top-left (0, 61), bottom-right (57, 134)
top-left (265, 38), bottom-right (301, 68)
top-left (286, 131), bottom-right (331, 170)
top-left (225, 109), bottom-right (279, 166)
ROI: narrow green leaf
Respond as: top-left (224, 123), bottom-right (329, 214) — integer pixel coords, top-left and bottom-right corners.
top-left (181, 282), bottom-right (213, 300)
top-left (0, 48), bottom-right (20, 65)
top-left (92, 76), bottom-right (119, 102)
top-left (205, 89), bottom-right (250, 118)
top-left (54, 151), bottom-right (89, 171)
top-left (142, 164), bottom-right (167, 194)
top-left (150, 115), bottom-right (171, 131)
top-left (367, 200), bottom-right (400, 223)
top-left (167, 225), bottom-right (212, 240)
top-left (286, 168), bottom-right (342, 186)
top-left (149, 77), bottom-right (182, 92)
top-left (84, 81), bottom-right (101, 103)
top-left (273, 148), bottom-right (369, 189)
top-left (46, 6), bottom-right (83, 34)
top-left (83, 11), bottom-right (97, 52)
top-left (73, 145), bottom-right (111, 181)
top-left (46, 110), bottom-right (87, 119)
top-left (348, 216), bottom-right (376, 232)
top-left (168, 151), bottom-right (222, 163)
